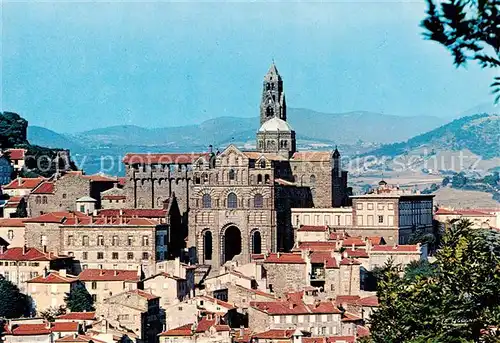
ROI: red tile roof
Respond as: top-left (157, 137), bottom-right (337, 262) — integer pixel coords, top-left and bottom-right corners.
top-left (159, 323), bottom-right (194, 336)
top-left (52, 322), bottom-right (79, 332)
top-left (127, 289), bottom-right (159, 300)
top-left (303, 337), bottom-right (356, 343)
top-left (310, 251), bottom-right (338, 269)
top-left (341, 312), bottom-right (363, 322)
top-left (24, 211), bottom-right (159, 226)
top-left (339, 258), bottom-right (361, 266)
top-left (0, 247), bottom-right (71, 261)
top-left (4, 196), bottom-right (23, 208)
top-left (371, 245), bottom-right (420, 252)
top-left (6, 148), bottom-right (26, 160)
top-left (297, 241), bottom-right (338, 251)
top-left (250, 300), bottom-right (341, 315)
top-left (344, 249), bottom-right (369, 258)
top-left (123, 153), bottom-right (209, 164)
top-left (195, 317), bottom-right (216, 333)
top-left (335, 296), bottom-right (361, 306)
top-left (3, 323), bottom-right (51, 336)
top-left (263, 253), bottom-right (305, 264)
top-left (97, 208), bottom-right (165, 218)
top-left (32, 181), bottom-right (55, 194)
top-left (252, 329), bottom-right (296, 339)
top-left (356, 325), bottom-right (370, 338)
top-left (341, 237), bottom-right (366, 247)
top-left (366, 236), bottom-right (385, 245)
top-left (118, 177), bottom-right (127, 186)
top-left (0, 218), bottom-right (25, 227)
top-left (55, 334), bottom-right (106, 343)
top-left (56, 312), bottom-right (96, 321)
top-left (357, 295), bottom-right (379, 307)
top-left (24, 211), bottom-right (87, 224)
top-left (4, 177), bottom-right (45, 190)
top-left (28, 271), bottom-right (78, 284)
top-left (297, 225), bottom-right (328, 232)
top-left (78, 269), bottom-right (139, 282)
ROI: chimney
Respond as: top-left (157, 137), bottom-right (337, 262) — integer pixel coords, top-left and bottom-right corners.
top-left (0, 245), bottom-right (4, 254)
top-left (114, 270), bottom-right (118, 276)
top-left (59, 269), bottom-right (67, 278)
top-left (22, 245), bottom-right (27, 255)
top-left (100, 270), bottom-right (105, 276)
top-left (119, 209), bottom-right (123, 216)
top-left (239, 326), bottom-right (244, 338)
top-left (17, 177), bottom-right (21, 186)
top-left (43, 245), bottom-right (47, 253)
top-left (208, 145), bottom-right (213, 154)
top-left (44, 266), bottom-right (49, 278)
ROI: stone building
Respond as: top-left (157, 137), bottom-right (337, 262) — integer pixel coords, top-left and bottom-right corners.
top-left (97, 289), bottom-right (162, 343)
top-left (27, 171), bottom-right (117, 217)
top-left (78, 268), bottom-right (140, 304)
top-left (0, 246), bottom-right (73, 293)
top-left (158, 316), bottom-right (231, 343)
top-left (122, 64), bottom-right (350, 273)
top-left (23, 211), bottom-right (171, 275)
top-left (0, 218), bottom-right (25, 247)
top-left (26, 270), bottom-right (79, 314)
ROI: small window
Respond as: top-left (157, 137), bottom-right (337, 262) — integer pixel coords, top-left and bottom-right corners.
top-left (91, 294), bottom-right (97, 302)
top-left (142, 236), bottom-right (149, 246)
top-left (202, 194), bottom-right (212, 208)
top-left (7, 230), bottom-right (14, 240)
top-left (310, 175), bottom-right (316, 184)
top-left (229, 169), bottom-right (236, 181)
top-left (91, 281), bottom-right (97, 290)
top-left (112, 252), bottom-right (119, 260)
top-left (227, 192), bottom-right (237, 209)
top-left (254, 194), bottom-right (263, 208)
top-left (82, 236), bottom-right (89, 246)
top-left (97, 252), bottom-right (104, 259)
top-left (127, 252), bottom-right (134, 260)
top-left (112, 236), bottom-right (119, 246)
top-left (128, 236), bottom-right (133, 246)
top-left (82, 252), bottom-right (88, 260)
top-left (62, 193), bottom-right (67, 199)
top-left (142, 252), bottom-right (149, 260)
top-left (97, 235), bottom-right (104, 246)
top-left (378, 215), bottom-right (384, 223)
top-left (260, 160), bottom-right (266, 168)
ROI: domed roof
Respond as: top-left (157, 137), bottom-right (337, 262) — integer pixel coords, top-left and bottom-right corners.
top-left (258, 117), bottom-right (293, 132)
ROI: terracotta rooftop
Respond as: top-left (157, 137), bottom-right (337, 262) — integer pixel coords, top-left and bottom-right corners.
top-left (366, 236), bottom-right (385, 245)
top-left (123, 153), bottom-right (209, 164)
top-left (0, 218), bottom-right (25, 227)
top-left (32, 181), bottom-right (55, 194)
top-left (78, 269), bottom-right (139, 282)
top-left (310, 251), bottom-right (338, 269)
top-left (252, 329), bottom-right (297, 339)
top-left (0, 247), bottom-right (71, 261)
top-left (356, 325), bottom-right (370, 338)
top-left (97, 208), bottom-right (165, 218)
top-left (335, 295), bottom-right (361, 306)
top-left (28, 271), bottom-right (78, 284)
top-left (303, 337), bottom-right (356, 343)
top-left (4, 177), bottom-right (45, 190)
top-left (250, 300), bottom-right (342, 315)
top-left (263, 253), bottom-right (305, 264)
top-left (3, 321), bottom-right (78, 336)
top-left (341, 312), bottom-right (363, 322)
top-left (127, 289), bottom-right (159, 300)
top-left (341, 237), bottom-right (366, 247)
top-left (344, 249), bottom-right (369, 258)
top-left (52, 322), bottom-right (80, 332)
top-left (56, 312), bottom-right (96, 321)
top-left (55, 334), bottom-right (106, 343)
top-left (297, 241), bottom-right (338, 251)
top-left (297, 225), bottom-right (328, 232)
top-left (24, 211), bottom-right (159, 226)
top-left (158, 323), bottom-right (194, 337)
top-left (357, 295), bottom-right (379, 307)
top-left (5, 148), bottom-right (26, 160)
top-left (339, 258), bottom-right (361, 266)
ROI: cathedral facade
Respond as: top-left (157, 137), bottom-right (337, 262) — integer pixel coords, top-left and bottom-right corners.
top-left (122, 64), bottom-right (349, 272)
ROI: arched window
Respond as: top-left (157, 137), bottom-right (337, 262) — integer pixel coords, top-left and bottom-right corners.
top-left (265, 174), bottom-right (270, 184)
top-left (202, 194), bottom-right (212, 208)
top-left (36, 196), bottom-right (41, 205)
top-left (42, 196), bottom-right (47, 204)
top-left (229, 169), bottom-right (236, 181)
top-left (252, 231), bottom-right (262, 254)
top-left (204, 231), bottom-right (213, 261)
top-left (310, 175), bottom-right (316, 184)
top-left (257, 174), bottom-right (263, 184)
top-left (254, 194), bottom-right (263, 208)
top-left (266, 107), bottom-right (274, 117)
top-left (260, 160), bottom-right (266, 169)
top-left (202, 173), bottom-right (209, 184)
top-left (227, 192), bottom-right (238, 209)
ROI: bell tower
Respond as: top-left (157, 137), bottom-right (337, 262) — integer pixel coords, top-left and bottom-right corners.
top-left (260, 62), bottom-right (286, 126)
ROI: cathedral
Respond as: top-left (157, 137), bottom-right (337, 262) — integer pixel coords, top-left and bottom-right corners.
top-left (123, 63), bottom-right (349, 272)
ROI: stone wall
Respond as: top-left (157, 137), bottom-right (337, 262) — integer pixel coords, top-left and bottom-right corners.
top-left (263, 263), bottom-right (308, 297)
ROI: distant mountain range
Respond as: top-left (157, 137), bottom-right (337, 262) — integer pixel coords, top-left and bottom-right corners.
top-left (366, 113), bottom-right (500, 160)
top-left (28, 108), bottom-right (446, 152)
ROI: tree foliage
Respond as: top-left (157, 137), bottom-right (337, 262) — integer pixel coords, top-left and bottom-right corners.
top-left (39, 305), bottom-right (66, 322)
top-left (64, 283), bottom-right (94, 312)
top-left (0, 277), bottom-right (32, 319)
top-left (0, 112), bottom-right (28, 149)
top-left (367, 220), bottom-right (500, 342)
top-left (421, 0), bottom-right (500, 102)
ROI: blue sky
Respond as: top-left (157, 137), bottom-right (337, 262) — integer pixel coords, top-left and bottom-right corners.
top-left (1, 1), bottom-right (496, 133)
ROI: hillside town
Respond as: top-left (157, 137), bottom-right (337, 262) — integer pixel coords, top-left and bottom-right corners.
top-left (0, 64), bottom-right (498, 343)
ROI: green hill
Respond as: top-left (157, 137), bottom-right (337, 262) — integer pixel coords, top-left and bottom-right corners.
top-left (366, 113), bottom-right (500, 159)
